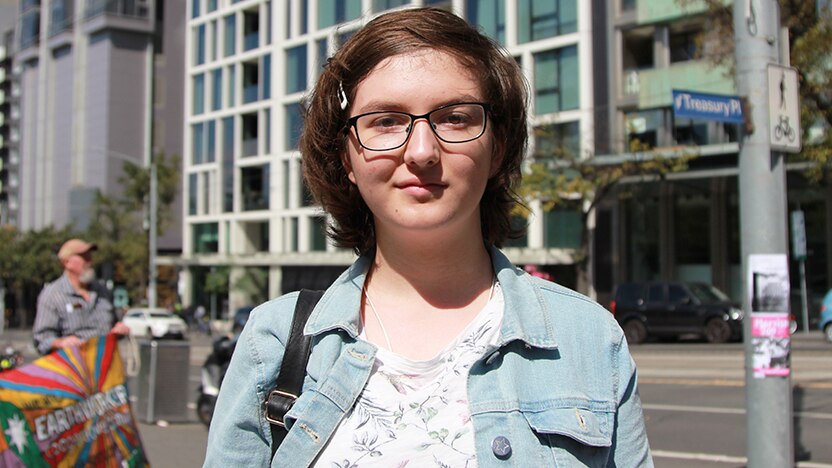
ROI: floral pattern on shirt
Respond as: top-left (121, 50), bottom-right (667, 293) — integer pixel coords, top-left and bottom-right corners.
top-left (313, 286), bottom-right (504, 468)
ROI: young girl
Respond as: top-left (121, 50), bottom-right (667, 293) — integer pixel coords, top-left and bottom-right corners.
top-left (205, 8), bottom-right (652, 467)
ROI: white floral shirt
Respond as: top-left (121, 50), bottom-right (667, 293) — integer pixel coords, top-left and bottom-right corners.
top-left (313, 284), bottom-right (504, 468)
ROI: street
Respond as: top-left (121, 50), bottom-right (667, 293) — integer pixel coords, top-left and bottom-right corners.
top-left (2, 329), bottom-right (830, 467)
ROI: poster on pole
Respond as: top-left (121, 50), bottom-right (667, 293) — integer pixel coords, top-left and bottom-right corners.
top-left (0, 335), bottom-right (149, 467)
top-left (748, 254), bottom-right (791, 378)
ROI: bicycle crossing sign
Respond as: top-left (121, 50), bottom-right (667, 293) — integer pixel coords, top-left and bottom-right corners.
top-left (768, 64), bottom-right (801, 153)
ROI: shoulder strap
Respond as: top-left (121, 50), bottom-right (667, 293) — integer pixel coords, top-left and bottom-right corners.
top-left (266, 289), bottom-right (324, 459)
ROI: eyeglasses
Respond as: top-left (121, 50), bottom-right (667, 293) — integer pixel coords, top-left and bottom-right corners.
top-left (346, 102), bottom-right (489, 151)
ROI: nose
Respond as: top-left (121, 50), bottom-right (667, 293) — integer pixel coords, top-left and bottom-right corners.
top-left (402, 119), bottom-right (440, 168)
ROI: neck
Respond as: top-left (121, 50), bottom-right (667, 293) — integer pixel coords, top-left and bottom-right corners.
top-left (66, 272), bottom-right (89, 294)
top-left (369, 225), bottom-right (493, 308)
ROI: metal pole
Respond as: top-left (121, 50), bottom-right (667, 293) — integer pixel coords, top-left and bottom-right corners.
top-left (734, 0), bottom-right (793, 466)
top-left (800, 259), bottom-right (809, 333)
top-left (148, 160), bottom-right (158, 308)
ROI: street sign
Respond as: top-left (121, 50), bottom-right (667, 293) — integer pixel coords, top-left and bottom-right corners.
top-left (768, 64), bottom-right (801, 153)
top-left (790, 210), bottom-right (807, 261)
top-left (672, 90), bottom-right (744, 123)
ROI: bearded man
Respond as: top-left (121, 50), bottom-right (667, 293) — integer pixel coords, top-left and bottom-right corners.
top-left (33, 239), bottom-right (129, 355)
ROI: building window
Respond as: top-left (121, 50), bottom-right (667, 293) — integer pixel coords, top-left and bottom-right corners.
top-left (192, 121), bottom-right (215, 164)
top-left (224, 14), bottom-right (236, 57)
top-left (311, 217), bottom-right (328, 251)
top-left (49, 0), bottom-right (73, 36)
top-left (212, 68), bottom-right (222, 110)
top-left (670, 28), bottom-right (700, 64)
top-left (192, 0), bottom-right (200, 18)
top-left (242, 113), bottom-right (259, 157)
top-left (264, 109), bottom-right (271, 154)
top-left (20, 7), bottom-right (40, 49)
top-left (195, 24), bottom-right (206, 66)
top-left (243, 9), bottom-right (260, 51)
top-left (373, 0), bottom-right (411, 12)
top-left (262, 54), bottom-right (271, 100)
top-left (318, 0), bottom-right (361, 29)
top-left (533, 121), bottom-right (580, 159)
top-left (193, 223), bottom-right (219, 253)
top-left (286, 45), bottom-right (307, 94)
top-left (207, 0), bottom-right (217, 13)
top-left (210, 20), bottom-right (218, 61)
top-left (193, 74), bottom-right (205, 114)
top-left (518, 0), bottom-right (577, 43)
top-left (241, 165), bottom-right (270, 211)
top-left (625, 108), bottom-right (664, 149)
top-left (188, 173), bottom-right (198, 215)
top-left (242, 60), bottom-right (259, 103)
top-left (285, 103), bottom-right (303, 150)
top-left (533, 46), bottom-right (578, 115)
top-left (466, 0), bottom-right (506, 44)
top-left (545, 207), bottom-right (581, 248)
top-left (227, 65), bottom-right (236, 107)
top-left (316, 38), bottom-right (329, 73)
top-left (222, 117), bottom-right (235, 212)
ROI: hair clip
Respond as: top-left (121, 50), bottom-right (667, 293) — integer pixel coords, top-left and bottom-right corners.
top-left (338, 82), bottom-right (349, 110)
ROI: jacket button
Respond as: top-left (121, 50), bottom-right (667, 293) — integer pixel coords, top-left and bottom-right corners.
top-left (491, 435), bottom-right (512, 459)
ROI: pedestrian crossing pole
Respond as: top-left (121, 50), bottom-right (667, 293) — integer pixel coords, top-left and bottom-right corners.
top-left (734, 0), bottom-right (794, 466)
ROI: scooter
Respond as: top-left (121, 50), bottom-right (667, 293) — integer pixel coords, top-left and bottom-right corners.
top-left (0, 345), bottom-right (24, 372)
top-left (196, 335), bottom-right (237, 427)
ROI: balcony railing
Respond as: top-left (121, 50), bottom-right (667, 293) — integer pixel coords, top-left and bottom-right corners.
top-left (85, 0), bottom-right (150, 20)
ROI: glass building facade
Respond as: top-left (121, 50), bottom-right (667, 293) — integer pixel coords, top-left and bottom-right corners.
top-left (183, 0), bottom-right (592, 312)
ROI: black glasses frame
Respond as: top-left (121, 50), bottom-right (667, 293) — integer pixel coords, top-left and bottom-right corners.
top-left (346, 102), bottom-right (490, 151)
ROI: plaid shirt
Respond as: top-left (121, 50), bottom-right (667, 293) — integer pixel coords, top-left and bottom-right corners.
top-left (32, 273), bottom-right (116, 355)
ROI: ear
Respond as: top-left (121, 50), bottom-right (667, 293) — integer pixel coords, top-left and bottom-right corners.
top-left (341, 150), bottom-right (357, 185)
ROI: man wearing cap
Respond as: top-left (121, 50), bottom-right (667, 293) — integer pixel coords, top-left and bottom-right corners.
top-left (33, 238), bottom-right (130, 355)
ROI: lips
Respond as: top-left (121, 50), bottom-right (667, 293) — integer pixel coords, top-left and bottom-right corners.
top-left (396, 179), bottom-right (447, 197)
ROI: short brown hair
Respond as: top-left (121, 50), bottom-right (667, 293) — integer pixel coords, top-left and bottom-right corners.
top-left (300, 7), bottom-right (528, 255)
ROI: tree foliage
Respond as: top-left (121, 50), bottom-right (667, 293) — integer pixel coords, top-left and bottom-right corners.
top-left (85, 152), bottom-right (181, 305)
top-left (517, 129), bottom-right (693, 293)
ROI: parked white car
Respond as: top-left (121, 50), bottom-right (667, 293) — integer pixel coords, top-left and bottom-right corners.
top-left (122, 308), bottom-right (188, 340)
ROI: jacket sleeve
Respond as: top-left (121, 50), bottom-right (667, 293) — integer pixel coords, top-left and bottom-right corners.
top-left (32, 287), bottom-right (60, 355)
top-left (203, 310), bottom-right (286, 466)
top-left (609, 330), bottom-right (654, 467)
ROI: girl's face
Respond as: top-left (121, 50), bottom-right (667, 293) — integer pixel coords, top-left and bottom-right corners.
top-left (343, 51), bottom-right (497, 243)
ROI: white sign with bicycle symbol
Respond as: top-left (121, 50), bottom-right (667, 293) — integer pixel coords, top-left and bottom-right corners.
top-left (767, 64), bottom-right (801, 153)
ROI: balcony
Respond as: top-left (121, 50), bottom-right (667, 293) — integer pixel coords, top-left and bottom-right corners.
top-left (626, 61), bottom-right (734, 108)
top-left (84, 0), bottom-right (154, 34)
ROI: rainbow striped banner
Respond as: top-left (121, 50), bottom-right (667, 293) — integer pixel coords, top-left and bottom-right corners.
top-left (0, 335), bottom-right (148, 467)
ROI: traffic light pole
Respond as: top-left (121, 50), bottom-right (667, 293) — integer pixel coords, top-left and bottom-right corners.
top-left (734, 0), bottom-right (793, 466)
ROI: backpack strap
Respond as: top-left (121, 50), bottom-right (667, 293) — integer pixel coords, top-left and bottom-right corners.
top-left (265, 289), bottom-right (324, 459)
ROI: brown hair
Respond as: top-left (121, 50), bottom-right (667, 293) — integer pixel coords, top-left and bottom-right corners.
top-left (300, 7), bottom-right (528, 255)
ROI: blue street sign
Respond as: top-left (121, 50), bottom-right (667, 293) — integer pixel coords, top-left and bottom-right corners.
top-left (672, 90), bottom-right (744, 124)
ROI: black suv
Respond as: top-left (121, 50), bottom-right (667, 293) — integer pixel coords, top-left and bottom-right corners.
top-left (610, 282), bottom-right (743, 344)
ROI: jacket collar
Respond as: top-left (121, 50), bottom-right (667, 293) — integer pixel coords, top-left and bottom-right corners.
top-left (304, 246), bottom-right (559, 350)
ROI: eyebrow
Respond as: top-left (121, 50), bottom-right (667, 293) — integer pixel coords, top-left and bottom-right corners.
top-left (354, 94), bottom-right (483, 115)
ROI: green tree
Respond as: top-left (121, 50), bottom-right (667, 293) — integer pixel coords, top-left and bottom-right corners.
top-left (0, 226), bottom-right (76, 327)
top-left (86, 153), bottom-right (181, 305)
top-left (518, 130), bottom-right (692, 294)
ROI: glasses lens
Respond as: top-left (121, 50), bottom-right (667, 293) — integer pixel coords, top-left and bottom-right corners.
top-left (354, 112), bottom-right (411, 151)
top-left (429, 104), bottom-right (486, 143)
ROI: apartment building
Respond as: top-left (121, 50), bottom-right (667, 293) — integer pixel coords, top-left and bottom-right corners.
top-left (181, 0), bottom-right (595, 315)
top-left (0, 29), bottom-right (17, 226)
top-left (12, 0), bottom-right (184, 253)
top-left (593, 0), bottom-right (831, 306)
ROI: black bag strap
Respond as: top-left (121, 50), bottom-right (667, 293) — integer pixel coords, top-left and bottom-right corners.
top-left (265, 289), bottom-right (324, 459)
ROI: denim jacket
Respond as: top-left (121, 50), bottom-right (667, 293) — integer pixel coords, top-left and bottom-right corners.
top-left (204, 248), bottom-right (653, 467)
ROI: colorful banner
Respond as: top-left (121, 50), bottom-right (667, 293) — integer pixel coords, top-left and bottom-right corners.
top-left (0, 335), bottom-right (148, 467)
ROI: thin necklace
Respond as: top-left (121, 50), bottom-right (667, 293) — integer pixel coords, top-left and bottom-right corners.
top-left (362, 276), bottom-right (497, 354)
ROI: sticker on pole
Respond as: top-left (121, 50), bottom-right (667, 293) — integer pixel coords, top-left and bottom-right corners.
top-left (768, 64), bottom-right (801, 153)
top-left (748, 254), bottom-right (791, 378)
